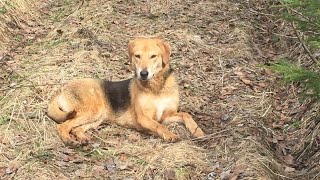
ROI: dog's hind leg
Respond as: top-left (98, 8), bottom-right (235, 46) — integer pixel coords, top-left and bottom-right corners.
top-left (71, 117), bottom-right (104, 145)
top-left (57, 113), bottom-right (99, 146)
top-left (161, 112), bottom-right (205, 138)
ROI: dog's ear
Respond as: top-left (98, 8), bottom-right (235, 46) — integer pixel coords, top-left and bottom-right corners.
top-left (128, 39), bottom-right (135, 62)
top-left (128, 39), bottom-right (136, 70)
top-left (157, 39), bottom-right (171, 66)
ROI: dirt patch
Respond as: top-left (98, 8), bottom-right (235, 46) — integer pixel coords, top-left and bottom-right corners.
top-left (0, 0), bottom-right (319, 179)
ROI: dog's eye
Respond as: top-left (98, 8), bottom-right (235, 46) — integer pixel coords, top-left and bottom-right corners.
top-left (135, 54), bottom-right (140, 59)
top-left (150, 55), bottom-right (157, 58)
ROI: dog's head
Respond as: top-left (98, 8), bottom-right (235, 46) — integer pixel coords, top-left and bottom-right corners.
top-left (128, 37), bottom-right (171, 81)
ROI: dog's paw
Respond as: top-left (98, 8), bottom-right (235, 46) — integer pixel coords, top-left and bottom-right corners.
top-left (163, 132), bottom-right (180, 142)
top-left (193, 127), bottom-right (205, 138)
top-left (77, 136), bottom-right (91, 145)
top-left (65, 139), bottom-right (80, 147)
top-left (72, 130), bottom-right (92, 145)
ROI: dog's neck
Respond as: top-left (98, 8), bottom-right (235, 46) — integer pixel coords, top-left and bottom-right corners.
top-left (134, 65), bottom-right (174, 94)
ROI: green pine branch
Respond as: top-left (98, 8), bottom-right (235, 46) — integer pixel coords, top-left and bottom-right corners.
top-left (279, 0), bottom-right (320, 50)
top-left (269, 60), bottom-right (320, 99)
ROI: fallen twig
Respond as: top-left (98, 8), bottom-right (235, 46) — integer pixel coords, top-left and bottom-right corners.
top-left (290, 22), bottom-right (320, 66)
top-left (191, 128), bottom-right (233, 142)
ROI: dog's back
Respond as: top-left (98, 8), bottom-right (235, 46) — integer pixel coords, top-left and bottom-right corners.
top-left (101, 79), bottom-right (131, 114)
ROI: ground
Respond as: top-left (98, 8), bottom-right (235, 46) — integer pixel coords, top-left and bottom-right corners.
top-left (0, 0), bottom-right (319, 179)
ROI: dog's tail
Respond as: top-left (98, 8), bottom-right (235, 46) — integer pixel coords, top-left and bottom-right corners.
top-left (47, 95), bottom-right (76, 124)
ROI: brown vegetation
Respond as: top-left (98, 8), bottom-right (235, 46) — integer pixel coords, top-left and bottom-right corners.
top-left (0, 0), bottom-right (319, 179)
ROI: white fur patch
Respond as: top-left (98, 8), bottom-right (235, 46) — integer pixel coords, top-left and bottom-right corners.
top-left (136, 67), bottom-right (142, 79)
top-left (155, 97), bottom-right (175, 121)
top-left (138, 93), bottom-right (179, 122)
top-left (57, 94), bottom-right (69, 112)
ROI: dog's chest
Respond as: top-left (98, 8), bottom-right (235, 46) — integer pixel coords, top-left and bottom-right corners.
top-left (154, 97), bottom-right (174, 121)
top-left (138, 93), bottom-right (178, 121)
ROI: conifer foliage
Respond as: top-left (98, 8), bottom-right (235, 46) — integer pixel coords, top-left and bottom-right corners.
top-left (271, 0), bottom-right (320, 99)
top-left (270, 60), bottom-right (320, 99)
top-left (281, 0), bottom-right (320, 49)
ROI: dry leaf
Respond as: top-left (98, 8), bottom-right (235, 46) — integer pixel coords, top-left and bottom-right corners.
top-left (92, 165), bottom-right (105, 176)
top-left (164, 169), bottom-right (176, 180)
top-left (221, 114), bottom-right (230, 121)
top-left (284, 166), bottom-right (295, 173)
top-left (272, 122), bottom-right (283, 129)
top-left (258, 176), bottom-right (268, 180)
top-left (240, 78), bottom-right (252, 85)
top-left (62, 154), bottom-right (71, 162)
top-left (5, 165), bottom-right (19, 175)
top-left (0, 167), bottom-right (6, 177)
top-left (221, 165), bottom-right (245, 180)
top-left (284, 155), bottom-right (294, 165)
top-left (233, 68), bottom-right (253, 86)
top-left (119, 154), bottom-right (128, 162)
top-left (264, 68), bottom-right (274, 76)
top-left (59, 147), bottom-right (75, 155)
top-left (230, 165), bottom-right (245, 180)
top-left (221, 85), bottom-right (238, 96)
top-left (105, 158), bottom-right (117, 173)
top-left (233, 67), bottom-right (244, 76)
top-left (221, 169), bottom-right (231, 180)
top-left (55, 160), bottom-right (68, 167)
top-left (74, 169), bottom-right (86, 178)
top-left (275, 105), bottom-right (282, 111)
top-left (257, 82), bottom-right (267, 87)
top-left (280, 114), bottom-right (291, 122)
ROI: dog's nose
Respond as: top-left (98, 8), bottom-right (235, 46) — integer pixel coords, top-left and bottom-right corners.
top-left (140, 70), bottom-right (149, 79)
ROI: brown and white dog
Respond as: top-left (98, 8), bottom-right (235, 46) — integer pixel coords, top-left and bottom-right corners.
top-left (47, 37), bottom-right (205, 145)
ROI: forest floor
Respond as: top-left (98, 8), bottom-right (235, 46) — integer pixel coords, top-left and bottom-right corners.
top-left (0, 0), bottom-right (319, 179)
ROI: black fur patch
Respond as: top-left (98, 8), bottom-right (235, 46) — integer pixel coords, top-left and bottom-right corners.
top-left (164, 68), bottom-right (174, 79)
top-left (102, 79), bottom-right (131, 113)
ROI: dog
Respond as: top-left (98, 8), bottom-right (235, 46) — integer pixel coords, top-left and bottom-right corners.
top-left (47, 37), bottom-right (205, 145)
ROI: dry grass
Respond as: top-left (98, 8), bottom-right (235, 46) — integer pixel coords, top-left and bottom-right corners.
top-left (1, 0), bottom-right (319, 179)
top-left (0, 0), bottom-right (40, 50)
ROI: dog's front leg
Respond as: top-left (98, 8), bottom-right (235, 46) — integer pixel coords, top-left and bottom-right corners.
top-left (136, 115), bottom-right (179, 141)
top-left (161, 111), bottom-right (205, 138)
